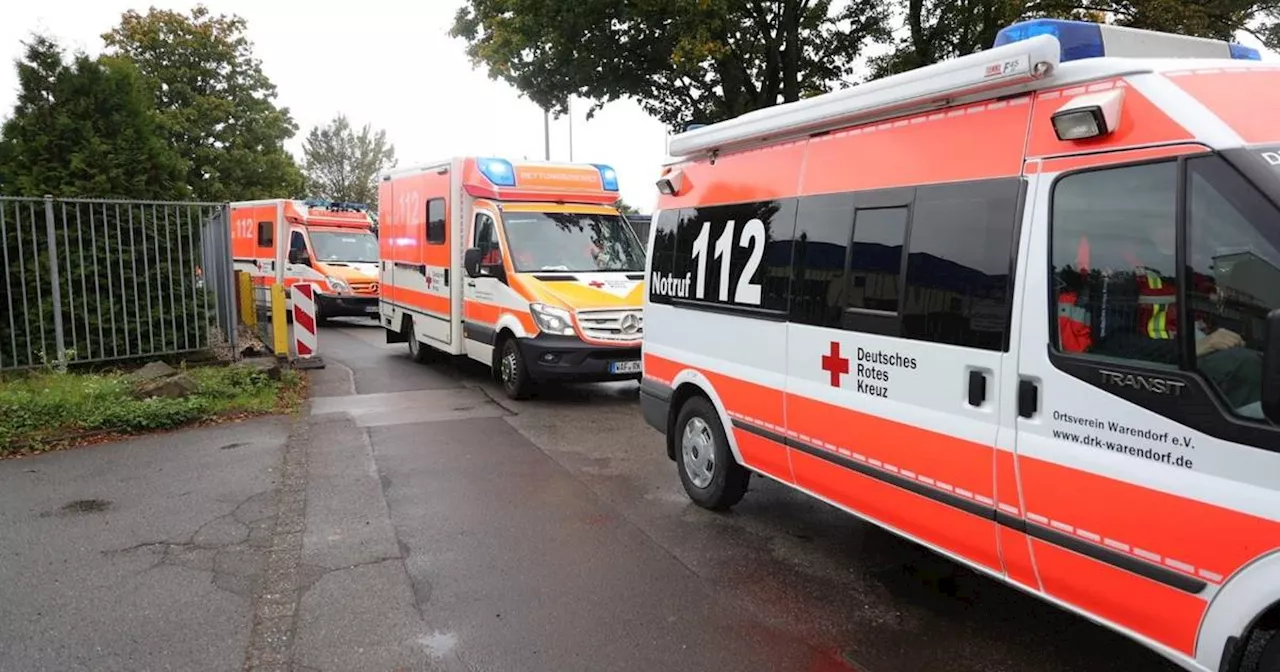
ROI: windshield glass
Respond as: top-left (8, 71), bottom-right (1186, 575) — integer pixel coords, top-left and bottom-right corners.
top-left (502, 212), bottom-right (645, 273)
top-left (310, 230), bottom-right (378, 263)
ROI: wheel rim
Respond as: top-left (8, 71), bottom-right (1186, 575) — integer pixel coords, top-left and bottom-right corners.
top-left (501, 346), bottom-right (518, 386)
top-left (681, 417), bottom-right (716, 489)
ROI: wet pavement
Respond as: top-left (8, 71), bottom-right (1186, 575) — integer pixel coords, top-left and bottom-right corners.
top-left (312, 317), bottom-right (1181, 672)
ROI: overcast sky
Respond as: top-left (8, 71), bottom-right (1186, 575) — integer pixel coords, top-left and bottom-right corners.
top-left (2, 2), bottom-right (1276, 215)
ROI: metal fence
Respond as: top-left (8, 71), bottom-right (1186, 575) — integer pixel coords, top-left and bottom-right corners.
top-left (0, 196), bottom-right (238, 370)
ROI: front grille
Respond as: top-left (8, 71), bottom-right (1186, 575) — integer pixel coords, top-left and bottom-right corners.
top-left (350, 281), bottom-right (378, 295)
top-left (576, 308), bottom-right (643, 343)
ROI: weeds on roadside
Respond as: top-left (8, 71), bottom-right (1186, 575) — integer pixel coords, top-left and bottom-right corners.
top-left (0, 363), bottom-right (304, 455)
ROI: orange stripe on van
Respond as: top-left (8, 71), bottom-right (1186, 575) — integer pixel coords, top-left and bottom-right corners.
top-left (1165, 67), bottom-right (1280, 145)
top-left (1018, 456), bottom-right (1280, 589)
top-left (786, 392), bottom-right (994, 504)
top-left (801, 98), bottom-right (1031, 195)
top-left (1031, 540), bottom-right (1205, 655)
top-left (789, 448), bottom-right (1003, 572)
top-left (384, 285), bottom-right (449, 315)
top-left (1026, 79), bottom-right (1194, 159)
top-left (657, 142), bottom-right (807, 210)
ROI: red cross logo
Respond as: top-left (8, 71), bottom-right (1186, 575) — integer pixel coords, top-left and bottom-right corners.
top-left (588, 280), bottom-right (605, 288)
top-left (821, 341), bottom-right (849, 388)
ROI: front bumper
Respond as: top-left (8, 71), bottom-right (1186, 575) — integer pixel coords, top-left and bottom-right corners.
top-left (317, 293), bottom-right (379, 318)
top-left (517, 333), bottom-right (642, 383)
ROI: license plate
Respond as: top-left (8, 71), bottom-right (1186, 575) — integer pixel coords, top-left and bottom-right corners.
top-left (365, 305), bottom-right (380, 313)
top-left (610, 360), bottom-right (642, 374)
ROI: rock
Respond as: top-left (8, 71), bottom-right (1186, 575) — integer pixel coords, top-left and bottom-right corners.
top-left (236, 356), bottom-right (282, 381)
top-left (132, 372), bottom-right (199, 400)
top-left (131, 361), bottom-right (178, 381)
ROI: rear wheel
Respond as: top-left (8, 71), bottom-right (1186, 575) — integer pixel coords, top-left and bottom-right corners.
top-left (406, 319), bottom-right (431, 363)
top-left (498, 337), bottom-right (533, 400)
top-left (675, 396), bottom-right (749, 511)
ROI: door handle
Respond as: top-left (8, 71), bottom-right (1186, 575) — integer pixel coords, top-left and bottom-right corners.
top-left (466, 281), bottom-right (476, 288)
top-left (967, 370), bottom-right (987, 407)
top-left (1018, 379), bottom-right (1039, 419)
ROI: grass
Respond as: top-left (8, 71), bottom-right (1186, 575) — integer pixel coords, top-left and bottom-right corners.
top-left (0, 363), bottom-right (305, 456)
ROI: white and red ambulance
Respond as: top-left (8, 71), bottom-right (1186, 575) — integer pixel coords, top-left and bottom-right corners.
top-left (641, 19), bottom-right (1280, 672)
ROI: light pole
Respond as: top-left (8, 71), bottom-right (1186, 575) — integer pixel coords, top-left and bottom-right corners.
top-left (543, 108), bottom-right (551, 161)
top-left (568, 98), bottom-right (574, 162)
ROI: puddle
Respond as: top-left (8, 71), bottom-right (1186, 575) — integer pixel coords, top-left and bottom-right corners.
top-left (421, 631), bottom-right (458, 658)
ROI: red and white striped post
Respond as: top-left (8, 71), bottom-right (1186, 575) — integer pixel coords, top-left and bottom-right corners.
top-left (291, 283), bottom-right (324, 368)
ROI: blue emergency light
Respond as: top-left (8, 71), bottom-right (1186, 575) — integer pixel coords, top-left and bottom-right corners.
top-left (478, 157), bottom-right (517, 187)
top-left (592, 164), bottom-right (620, 191)
top-left (993, 18), bottom-right (1262, 62)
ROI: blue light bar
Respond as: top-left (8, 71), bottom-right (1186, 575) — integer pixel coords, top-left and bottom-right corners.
top-left (995, 18), bottom-right (1264, 63)
top-left (477, 157), bottom-right (517, 187)
top-left (993, 19), bottom-right (1104, 62)
top-left (592, 164), bottom-right (620, 191)
top-left (1230, 43), bottom-right (1262, 60)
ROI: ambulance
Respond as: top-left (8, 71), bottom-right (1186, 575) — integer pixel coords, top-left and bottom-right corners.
top-left (640, 19), bottom-right (1280, 672)
top-left (230, 198), bottom-right (380, 322)
top-left (378, 157), bottom-right (646, 399)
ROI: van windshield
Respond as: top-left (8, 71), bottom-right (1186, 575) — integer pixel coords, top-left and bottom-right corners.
top-left (502, 212), bottom-right (646, 273)
top-left (310, 230), bottom-right (378, 263)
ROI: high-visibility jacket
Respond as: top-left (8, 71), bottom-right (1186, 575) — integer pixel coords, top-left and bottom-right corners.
top-left (1131, 262), bottom-right (1178, 340)
top-left (1057, 237), bottom-right (1093, 353)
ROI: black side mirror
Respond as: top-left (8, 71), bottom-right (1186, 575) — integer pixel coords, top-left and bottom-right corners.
top-left (464, 248), bottom-right (482, 278)
top-left (288, 249), bottom-right (310, 266)
top-left (1262, 309), bottom-right (1280, 424)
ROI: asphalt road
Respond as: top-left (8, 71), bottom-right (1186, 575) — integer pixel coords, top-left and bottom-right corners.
top-left (313, 317), bottom-right (1181, 672)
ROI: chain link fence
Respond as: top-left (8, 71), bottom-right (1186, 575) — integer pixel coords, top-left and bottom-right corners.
top-left (0, 196), bottom-right (237, 370)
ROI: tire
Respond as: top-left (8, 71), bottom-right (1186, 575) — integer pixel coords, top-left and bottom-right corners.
top-left (406, 319), bottom-right (431, 364)
top-left (674, 396), bottom-right (749, 511)
top-left (1239, 627), bottom-right (1280, 672)
top-left (497, 337), bottom-right (533, 400)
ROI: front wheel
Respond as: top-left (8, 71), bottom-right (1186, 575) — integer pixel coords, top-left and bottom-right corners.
top-left (498, 337), bottom-right (533, 400)
top-left (675, 396), bottom-right (749, 511)
top-left (1239, 627), bottom-right (1280, 672)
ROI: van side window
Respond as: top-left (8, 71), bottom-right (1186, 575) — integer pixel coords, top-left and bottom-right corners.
top-left (289, 231), bottom-right (307, 254)
top-left (903, 179), bottom-right (1021, 351)
top-left (426, 198), bottom-right (446, 245)
top-left (791, 194), bottom-right (855, 327)
top-left (474, 213), bottom-right (502, 265)
top-left (847, 206), bottom-right (908, 314)
top-left (257, 221), bottom-right (273, 247)
top-left (1185, 155), bottom-right (1280, 420)
top-left (1051, 161), bottom-right (1179, 368)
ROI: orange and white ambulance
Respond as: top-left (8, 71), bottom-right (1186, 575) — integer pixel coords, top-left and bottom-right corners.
top-left (641, 19), bottom-right (1280, 672)
top-left (231, 198), bottom-right (380, 322)
top-left (378, 157), bottom-right (646, 398)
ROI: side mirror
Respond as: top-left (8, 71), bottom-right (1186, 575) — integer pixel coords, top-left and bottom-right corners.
top-left (288, 249), bottom-right (310, 266)
top-left (1262, 309), bottom-right (1280, 424)
top-left (464, 248), bottom-right (482, 278)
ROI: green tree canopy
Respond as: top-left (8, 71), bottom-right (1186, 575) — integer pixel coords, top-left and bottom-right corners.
top-left (614, 199), bottom-right (640, 215)
top-left (102, 5), bottom-right (304, 202)
top-left (0, 36), bottom-right (186, 199)
top-left (871, 0), bottom-right (1280, 78)
top-left (302, 114), bottom-right (396, 208)
top-left (451, 0), bottom-right (891, 130)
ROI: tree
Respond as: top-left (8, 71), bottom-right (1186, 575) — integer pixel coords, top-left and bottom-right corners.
top-left (614, 199), bottom-right (640, 215)
top-left (870, 0), bottom-right (1280, 78)
top-left (0, 36), bottom-right (187, 199)
top-left (102, 5), bottom-right (304, 202)
top-left (451, 0), bottom-right (892, 130)
top-left (0, 37), bottom-right (205, 367)
top-left (302, 115), bottom-right (396, 208)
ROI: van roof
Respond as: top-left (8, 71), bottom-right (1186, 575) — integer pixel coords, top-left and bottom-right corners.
top-left (666, 25), bottom-right (1271, 161)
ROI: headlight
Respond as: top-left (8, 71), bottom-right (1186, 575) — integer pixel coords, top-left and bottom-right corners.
top-left (327, 276), bottom-right (350, 292)
top-left (530, 303), bottom-right (575, 336)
